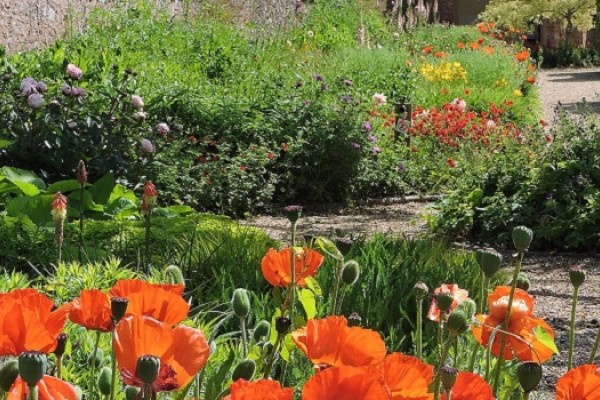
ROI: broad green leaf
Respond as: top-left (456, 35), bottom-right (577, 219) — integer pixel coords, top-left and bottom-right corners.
top-left (68, 190), bottom-right (104, 213)
top-left (0, 139), bottom-right (13, 149)
top-left (534, 326), bottom-right (559, 354)
top-left (6, 194), bottom-right (54, 225)
top-left (314, 236), bottom-right (343, 260)
top-left (298, 288), bottom-right (316, 319)
top-left (108, 184), bottom-right (138, 204)
top-left (280, 333), bottom-right (295, 362)
top-left (0, 167), bottom-right (45, 190)
top-left (304, 276), bottom-right (322, 296)
top-left (48, 179), bottom-right (82, 193)
top-left (105, 198), bottom-right (137, 216)
top-left (152, 207), bottom-right (178, 218)
top-left (165, 205), bottom-right (194, 215)
top-left (89, 174), bottom-right (116, 205)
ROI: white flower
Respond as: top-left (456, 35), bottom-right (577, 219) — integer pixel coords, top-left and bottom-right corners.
top-left (131, 95), bottom-right (144, 110)
top-left (156, 122), bottom-right (170, 135)
top-left (373, 93), bottom-right (387, 106)
top-left (451, 98), bottom-right (467, 112)
top-left (140, 139), bottom-right (154, 153)
top-left (133, 111), bottom-right (147, 121)
top-left (66, 64), bottom-right (83, 80)
top-left (486, 120), bottom-right (497, 129)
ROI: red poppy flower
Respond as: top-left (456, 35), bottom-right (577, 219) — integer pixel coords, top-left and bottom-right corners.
top-left (477, 23), bottom-right (489, 33)
top-left (302, 366), bottom-right (390, 400)
top-left (441, 372), bottom-right (493, 400)
top-left (422, 45), bottom-right (433, 55)
top-left (427, 284), bottom-right (468, 321)
top-left (381, 353), bottom-right (433, 400)
top-left (0, 289), bottom-right (71, 355)
top-left (292, 316), bottom-right (386, 369)
top-left (457, 42), bottom-right (465, 49)
top-left (8, 375), bottom-right (77, 400)
top-left (109, 279), bottom-right (189, 326)
top-left (69, 289), bottom-right (113, 332)
top-left (261, 247), bottom-right (324, 287)
top-left (483, 46), bottom-right (494, 55)
top-left (472, 286), bottom-right (555, 363)
top-left (527, 76), bottom-right (536, 84)
top-left (114, 315), bottom-right (210, 392)
top-left (515, 50), bottom-right (529, 62)
top-left (556, 364), bottom-right (600, 400)
top-left (224, 379), bottom-right (294, 400)
top-left (469, 42), bottom-right (481, 50)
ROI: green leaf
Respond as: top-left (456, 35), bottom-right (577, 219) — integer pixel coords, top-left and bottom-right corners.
top-left (0, 167), bottom-right (45, 196)
top-left (108, 184), bottom-right (138, 204)
top-left (304, 276), bottom-right (322, 296)
top-left (534, 326), bottom-right (559, 354)
top-left (89, 174), bottom-right (116, 205)
top-left (165, 205), bottom-right (194, 215)
top-left (314, 236), bottom-right (342, 260)
top-left (0, 139), bottom-right (13, 149)
top-left (6, 194), bottom-right (54, 225)
top-left (298, 288), bottom-right (316, 319)
top-left (279, 334), bottom-right (295, 362)
top-left (105, 198), bottom-right (137, 217)
top-left (47, 180), bottom-right (82, 193)
top-left (68, 190), bottom-right (104, 213)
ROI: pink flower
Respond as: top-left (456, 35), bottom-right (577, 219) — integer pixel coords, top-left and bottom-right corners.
top-left (66, 64), bottom-right (83, 80)
top-left (27, 94), bottom-right (45, 109)
top-left (451, 98), bottom-right (467, 112)
top-left (156, 123), bottom-right (170, 135)
top-left (140, 139), bottom-right (154, 153)
top-left (131, 95), bottom-right (144, 110)
top-left (373, 93), bottom-right (387, 106)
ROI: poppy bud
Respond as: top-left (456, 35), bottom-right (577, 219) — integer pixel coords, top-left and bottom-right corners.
top-left (475, 249), bottom-right (502, 278)
top-left (569, 265), bottom-right (586, 288)
top-left (334, 237), bottom-right (354, 257)
top-left (413, 282), bottom-right (429, 299)
top-left (447, 310), bottom-right (468, 336)
top-left (511, 272), bottom-right (531, 291)
top-left (111, 297), bottom-right (129, 323)
top-left (165, 265), bottom-right (185, 286)
top-left (231, 288), bottom-right (251, 319)
top-left (77, 160), bottom-right (87, 186)
top-left (516, 362), bottom-right (542, 393)
top-left (231, 358), bottom-right (256, 382)
top-left (97, 367), bottom-right (112, 396)
top-left (18, 351), bottom-right (47, 387)
top-left (125, 386), bottom-right (140, 400)
top-left (0, 359), bottom-right (19, 392)
top-left (283, 205), bottom-right (302, 224)
top-left (341, 260), bottom-right (360, 285)
top-left (456, 298), bottom-right (476, 319)
top-left (136, 355), bottom-right (160, 385)
top-left (275, 317), bottom-right (291, 335)
top-left (253, 320), bottom-right (270, 342)
top-left (347, 312), bottom-right (362, 327)
top-left (87, 349), bottom-right (104, 368)
top-left (440, 366), bottom-right (458, 392)
top-left (436, 292), bottom-right (455, 312)
top-left (54, 333), bottom-right (68, 357)
top-left (512, 226), bottom-right (533, 251)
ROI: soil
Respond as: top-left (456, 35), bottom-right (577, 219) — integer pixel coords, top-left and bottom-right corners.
top-left (238, 67), bottom-right (600, 398)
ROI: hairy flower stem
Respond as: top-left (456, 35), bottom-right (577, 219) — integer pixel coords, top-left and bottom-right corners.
top-left (479, 275), bottom-right (489, 314)
top-left (589, 326), bottom-right (600, 363)
top-left (28, 385), bottom-right (38, 400)
top-left (433, 336), bottom-right (454, 400)
top-left (240, 317), bottom-right (248, 358)
top-left (78, 185), bottom-right (85, 264)
top-left (436, 311), bottom-right (447, 359)
top-left (109, 329), bottom-right (118, 400)
top-left (567, 286), bottom-right (580, 370)
top-left (142, 384), bottom-right (152, 400)
top-left (467, 342), bottom-right (480, 373)
top-left (493, 250), bottom-right (524, 394)
top-left (56, 355), bottom-right (63, 380)
top-left (289, 222), bottom-right (297, 330)
top-left (263, 334), bottom-right (284, 379)
top-left (416, 297), bottom-right (424, 359)
top-left (90, 331), bottom-right (101, 400)
top-left (330, 258), bottom-right (343, 316)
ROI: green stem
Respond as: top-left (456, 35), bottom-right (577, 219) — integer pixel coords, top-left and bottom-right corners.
top-left (27, 385), bottom-right (38, 400)
top-left (480, 276), bottom-right (489, 314)
top-left (240, 317), bottom-right (248, 358)
top-left (493, 250), bottom-right (524, 394)
top-left (589, 325), bottom-right (600, 363)
top-left (56, 355), bottom-right (63, 380)
top-left (263, 334), bottom-right (284, 379)
top-left (568, 286), bottom-right (580, 370)
top-left (416, 298), bottom-right (423, 359)
top-left (330, 259), bottom-right (343, 316)
top-left (433, 336), bottom-right (454, 400)
top-left (142, 383), bottom-right (152, 400)
top-left (467, 341), bottom-right (479, 373)
top-left (523, 391), bottom-right (530, 400)
top-left (109, 329), bottom-right (117, 400)
top-left (144, 215), bottom-right (151, 273)
top-left (90, 331), bottom-right (101, 400)
top-left (436, 311), bottom-right (446, 359)
top-left (479, 270), bottom-right (485, 314)
top-left (289, 222), bottom-right (297, 329)
top-left (78, 184), bottom-right (85, 264)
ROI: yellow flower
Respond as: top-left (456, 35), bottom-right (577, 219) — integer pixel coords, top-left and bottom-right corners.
top-left (513, 89), bottom-right (523, 97)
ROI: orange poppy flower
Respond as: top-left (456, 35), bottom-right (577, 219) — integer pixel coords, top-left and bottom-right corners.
top-left (292, 316), bottom-right (386, 369)
top-left (302, 366), bottom-right (390, 400)
top-left (109, 279), bottom-right (189, 326)
top-left (457, 42), bottom-right (465, 49)
top-left (469, 42), bottom-right (481, 50)
top-left (381, 353), bottom-right (433, 400)
top-left (434, 51), bottom-right (448, 59)
top-left (441, 372), bottom-right (493, 400)
top-left (488, 22), bottom-right (496, 29)
top-left (483, 46), bottom-right (494, 55)
top-left (527, 76), bottom-right (536, 84)
top-left (8, 375), bottom-right (77, 400)
top-left (477, 23), bottom-right (489, 33)
top-left (528, 64), bottom-right (536, 72)
top-left (0, 289), bottom-right (71, 355)
top-left (69, 289), bottom-right (113, 332)
top-left (556, 364), bottom-right (600, 400)
top-left (223, 379), bottom-right (294, 400)
top-left (261, 247), bottom-right (324, 287)
top-left (114, 315), bottom-right (210, 392)
top-left (515, 50), bottom-right (529, 62)
top-left (472, 286), bottom-right (555, 363)
top-left (422, 45), bottom-right (433, 55)
top-left (427, 284), bottom-right (469, 322)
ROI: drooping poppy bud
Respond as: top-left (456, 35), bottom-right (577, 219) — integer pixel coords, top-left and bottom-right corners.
top-left (18, 351), bottom-right (47, 387)
top-left (413, 282), bottom-right (429, 299)
top-left (436, 291), bottom-right (455, 313)
top-left (517, 362), bottom-right (542, 393)
top-left (341, 260), bottom-right (360, 285)
top-left (232, 289), bottom-right (251, 319)
top-left (253, 320), bottom-right (270, 342)
top-left (97, 367), bottom-right (112, 396)
top-left (475, 248), bottom-right (502, 278)
top-left (111, 297), bottom-right (129, 323)
top-left (136, 355), bottom-right (160, 385)
top-left (447, 310), bottom-right (468, 336)
top-left (511, 272), bottom-right (531, 291)
top-left (125, 386), bottom-right (140, 400)
top-left (165, 265), bottom-right (185, 286)
top-left (512, 226), bottom-right (533, 251)
top-left (231, 359), bottom-right (256, 382)
top-left (0, 359), bottom-right (19, 392)
top-left (88, 349), bottom-right (104, 368)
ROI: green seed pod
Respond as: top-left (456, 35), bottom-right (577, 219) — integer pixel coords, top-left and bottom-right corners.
top-left (436, 292), bottom-right (455, 312)
top-left (440, 366), bottom-right (458, 392)
top-left (125, 386), bottom-right (140, 400)
top-left (275, 317), bottom-right (291, 335)
top-left (18, 352), bottom-right (47, 387)
top-left (456, 298), bottom-right (476, 319)
top-left (165, 265), bottom-right (185, 286)
top-left (87, 348), bottom-right (104, 368)
top-left (341, 260), bottom-right (360, 285)
top-left (512, 226), bottom-right (533, 251)
top-left (136, 355), bottom-right (160, 385)
top-left (511, 272), bottom-right (531, 291)
top-left (231, 288), bottom-right (251, 319)
top-left (446, 310), bottom-right (468, 336)
top-left (231, 358), bottom-right (256, 382)
top-left (97, 367), bottom-right (112, 396)
top-left (283, 205), bottom-right (302, 224)
top-left (413, 282), bottom-right (429, 300)
top-left (476, 249), bottom-right (503, 278)
top-left (517, 362), bottom-right (542, 393)
top-left (0, 359), bottom-right (19, 392)
top-left (569, 266), bottom-right (586, 288)
top-left (253, 320), bottom-right (270, 342)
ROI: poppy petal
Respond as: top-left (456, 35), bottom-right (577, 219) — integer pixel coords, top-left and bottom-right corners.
top-left (69, 290), bottom-right (112, 332)
top-left (228, 379), bottom-right (294, 400)
top-left (382, 353), bottom-right (433, 400)
top-left (169, 325), bottom-right (210, 388)
top-left (302, 366), bottom-right (390, 400)
top-left (556, 364), bottom-right (600, 400)
top-left (441, 372), bottom-right (493, 400)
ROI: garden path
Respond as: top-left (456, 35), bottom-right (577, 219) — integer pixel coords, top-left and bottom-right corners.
top-left (240, 68), bottom-right (600, 399)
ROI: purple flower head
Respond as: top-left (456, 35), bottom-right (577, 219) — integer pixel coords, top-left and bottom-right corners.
top-left (340, 95), bottom-right (352, 103)
top-left (61, 83), bottom-right (72, 96)
top-left (156, 123), bottom-right (170, 135)
top-left (351, 142), bottom-right (361, 151)
top-left (371, 146), bottom-right (382, 155)
top-left (314, 73), bottom-right (324, 82)
top-left (367, 135), bottom-right (378, 143)
top-left (66, 64), bottom-right (83, 80)
top-left (343, 79), bottom-right (353, 87)
top-left (35, 82), bottom-right (47, 93)
top-left (20, 78), bottom-right (37, 91)
top-left (321, 83), bottom-right (328, 92)
top-left (294, 80), bottom-right (303, 89)
top-left (398, 163), bottom-right (407, 173)
top-left (27, 93), bottom-right (45, 109)
top-left (362, 121), bottom-right (372, 133)
top-left (71, 87), bottom-right (86, 98)
top-left (140, 138), bottom-right (154, 153)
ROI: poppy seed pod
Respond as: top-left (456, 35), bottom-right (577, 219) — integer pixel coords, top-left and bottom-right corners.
top-left (436, 292), bottom-right (455, 312)
top-left (347, 312), bottom-right (362, 327)
top-left (136, 355), bottom-right (160, 385)
top-left (111, 297), bottom-right (129, 323)
top-left (87, 349), bottom-right (104, 368)
top-left (97, 367), bottom-right (112, 396)
top-left (253, 320), bottom-right (270, 342)
top-left (413, 282), bottom-right (429, 299)
top-left (54, 333), bottom-right (68, 357)
top-left (447, 310), bottom-right (468, 336)
top-left (341, 260), bottom-right (360, 285)
top-left (456, 298), bottom-right (476, 319)
top-left (569, 266), bottom-right (586, 288)
top-left (511, 272), bottom-right (531, 291)
top-left (512, 226), bottom-right (534, 251)
top-left (440, 366), bottom-right (458, 392)
top-left (125, 386), bottom-right (140, 400)
top-left (275, 317), bottom-right (291, 335)
top-left (0, 359), bottom-right (19, 392)
top-left (232, 358), bottom-right (256, 382)
top-left (517, 362), bottom-right (542, 393)
top-left (165, 265), bottom-right (185, 286)
top-left (475, 249), bottom-right (503, 278)
top-left (18, 351), bottom-right (47, 387)
top-left (231, 288), bottom-right (251, 319)
top-left (283, 205), bottom-right (302, 224)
